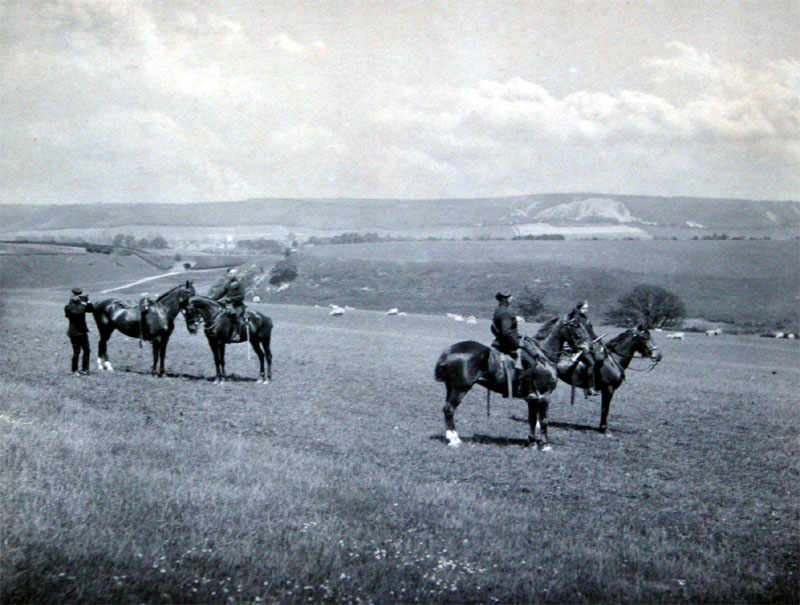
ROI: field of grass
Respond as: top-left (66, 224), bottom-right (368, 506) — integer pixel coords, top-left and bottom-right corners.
top-left (263, 239), bottom-right (800, 333)
top-left (1, 273), bottom-right (798, 602)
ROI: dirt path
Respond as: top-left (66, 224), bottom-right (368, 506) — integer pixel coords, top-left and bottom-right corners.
top-left (100, 267), bottom-right (221, 294)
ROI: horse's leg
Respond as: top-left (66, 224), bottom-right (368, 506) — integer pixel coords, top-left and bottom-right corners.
top-left (527, 395), bottom-right (552, 451)
top-left (210, 340), bottom-right (223, 383)
top-left (443, 383), bottom-right (468, 447)
top-left (264, 337), bottom-right (272, 383)
top-left (158, 337), bottom-right (169, 377)
top-left (252, 339), bottom-right (266, 383)
top-left (150, 339), bottom-right (160, 376)
top-left (599, 387), bottom-right (614, 434)
top-left (219, 343), bottom-right (227, 382)
top-left (97, 326), bottom-right (115, 371)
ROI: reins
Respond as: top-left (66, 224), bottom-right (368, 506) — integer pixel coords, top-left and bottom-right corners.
top-left (605, 340), bottom-right (660, 372)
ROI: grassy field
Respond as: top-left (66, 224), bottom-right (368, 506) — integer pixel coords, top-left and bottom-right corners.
top-left (1, 273), bottom-right (798, 603)
top-left (264, 239), bottom-right (800, 333)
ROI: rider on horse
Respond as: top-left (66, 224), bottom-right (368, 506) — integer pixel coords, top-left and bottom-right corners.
top-left (566, 300), bottom-right (599, 396)
top-left (212, 268), bottom-right (247, 340)
top-left (491, 291), bottom-right (522, 367)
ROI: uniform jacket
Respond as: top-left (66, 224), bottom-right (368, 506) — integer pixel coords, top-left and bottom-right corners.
top-left (570, 309), bottom-right (598, 340)
top-left (492, 303), bottom-right (521, 353)
top-left (214, 278), bottom-right (245, 305)
top-left (65, 300), bottom-right (94, 337)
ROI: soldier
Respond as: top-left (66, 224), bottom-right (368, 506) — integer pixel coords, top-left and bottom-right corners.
top-left (64, 287), bottom-right (94, 376)
top-left (212, 268), bottom-right (247, 341)
top-left (491, 291), bottom-right (522, 369)
top-left (567, 300), bottom-right (599, 395)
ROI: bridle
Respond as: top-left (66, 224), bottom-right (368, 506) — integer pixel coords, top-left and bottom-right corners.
top-left (604, 330), bottom-right (661, 372)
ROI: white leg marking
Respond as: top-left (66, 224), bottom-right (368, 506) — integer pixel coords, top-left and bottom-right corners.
top-left (445, 430), bottom-right (462, 447)
top-left (104, 361), bottom-right (114, 371)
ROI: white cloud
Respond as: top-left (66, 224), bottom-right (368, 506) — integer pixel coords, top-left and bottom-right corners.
top-left (270, 33), bottom-right (326, 56)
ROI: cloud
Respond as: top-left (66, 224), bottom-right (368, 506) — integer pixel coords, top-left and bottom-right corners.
top-left (363, 43), bottom-right (799, 197)
top-left (270, 33), bottom-right (326, 56)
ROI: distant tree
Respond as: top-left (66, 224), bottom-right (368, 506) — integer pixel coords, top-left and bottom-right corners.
top-left (123, 234), bottom-right (137, 248)
top-left (606, 284), bottom-right (686, 329)
top-left (516, 286), bottom-right (550, 321)
top-left (112, 233), bottom-right (126, 246)
top-left (150, 234), bottom-right (168, 249)
top-left (269, 254), bottom-right (298, 285)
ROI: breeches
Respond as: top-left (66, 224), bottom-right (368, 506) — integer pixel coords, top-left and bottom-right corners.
top-left (70, 334), bottom-right (90, 371)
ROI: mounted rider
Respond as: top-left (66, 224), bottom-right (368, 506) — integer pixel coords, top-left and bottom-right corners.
top-left (566, 300), bottom-right (600, 396)
top-left (491, 291), bottom-right (522, 365)
top-left (212, 268), bottom-right (247, 341)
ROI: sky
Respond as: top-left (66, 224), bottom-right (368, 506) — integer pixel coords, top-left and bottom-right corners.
top-left (1, 0), bottom-right (799, 205)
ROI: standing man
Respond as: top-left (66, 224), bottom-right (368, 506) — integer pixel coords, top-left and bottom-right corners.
top-left (65, 287), bottom-right (94, 376)
top-left (567, 300), bottom-right (598, 395)
top-left (212, 268), bottom-right (247, 340)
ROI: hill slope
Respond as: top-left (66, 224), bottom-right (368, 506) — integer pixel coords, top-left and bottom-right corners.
top-left (2, 194), bottom-right (798, 234)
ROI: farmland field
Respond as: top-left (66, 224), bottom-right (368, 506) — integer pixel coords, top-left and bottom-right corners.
top-left (1, 259), bottom-right (798, 602)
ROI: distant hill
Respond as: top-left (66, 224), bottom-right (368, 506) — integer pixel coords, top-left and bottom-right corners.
top-left (1, 194), bottom-right (798, 235)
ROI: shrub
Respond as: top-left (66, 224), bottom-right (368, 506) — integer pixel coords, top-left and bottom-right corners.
top-left (606, 284), bottom-right (686, 329)
top-left (516, 286), bottom-right (550, 321)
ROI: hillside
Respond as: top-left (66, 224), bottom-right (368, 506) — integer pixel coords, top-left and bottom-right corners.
top-left (2, 194), bottom-right (798, 237)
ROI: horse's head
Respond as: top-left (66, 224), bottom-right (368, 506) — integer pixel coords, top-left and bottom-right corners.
top-left (562, 316), bottom-right (592, 352)
top-left (632, 324), bottom-right (662, 363)
top-left (178, 280), bottom-right (196, 304)
top-left (182, 301), bottom-right (201, 334)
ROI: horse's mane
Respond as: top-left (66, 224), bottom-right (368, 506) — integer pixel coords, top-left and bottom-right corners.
top-left (155, 284), bottom-right (182, 302)
top-left (606, 329), bottom-right (634, 349)
top-left (190, 294), bottom-right (219, 304)
top-left (534, 315), bottom-right (560, 339)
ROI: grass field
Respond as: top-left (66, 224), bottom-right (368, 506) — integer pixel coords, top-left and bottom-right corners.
top-left (1, 272), bottom-right (798, 602)
top-left (270, 239), bottom-right (800, 333)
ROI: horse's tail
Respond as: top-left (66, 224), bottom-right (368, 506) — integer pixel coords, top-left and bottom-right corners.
top-left (434, 349), bottom-right (449, 382)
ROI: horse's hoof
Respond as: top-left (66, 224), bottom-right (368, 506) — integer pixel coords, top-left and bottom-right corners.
top-left (261, 379), bottom-right (270, 385)
top-left (104, 362), bottom-right (114, 371)
top-left (445, 430), bottom-right (461, 447)
top-left (540, 443), bottom-right (552, 452)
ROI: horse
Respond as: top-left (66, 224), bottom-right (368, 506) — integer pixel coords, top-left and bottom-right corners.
top-left (558, 325), bottom-right (662, 433)
top-left (434, 315), bottom-right (591, 450)
top-left (92, 280), bottom-right (196, 376)
top-left (184, 296), bottom-right (273, 384)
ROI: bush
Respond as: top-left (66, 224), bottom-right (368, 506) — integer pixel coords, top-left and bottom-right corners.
top-left (269, 252), bottom-right (298, 285)
top-left (516, 286), bottom-right (550, 321)
top-left (606, 284), bottom-right (686, 329)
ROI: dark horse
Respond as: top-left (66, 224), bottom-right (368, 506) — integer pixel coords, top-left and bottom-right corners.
top-left (434, 315), bottom-right (591, 450)
top-left (557, 325), bottom-right (662, 433)
top-left (185, 296), bottom-right (273, 384)
top-left (92, 281), bottom-right (196, 376)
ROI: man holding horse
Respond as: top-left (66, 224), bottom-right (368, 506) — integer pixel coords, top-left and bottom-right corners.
top-left (64, 287), bottom-right (94, 376)
top-left (212, 268), bottom-right (247, 342)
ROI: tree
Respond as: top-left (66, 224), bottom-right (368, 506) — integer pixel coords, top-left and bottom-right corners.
top-left (516, 286), bottom-right (550, 321)
top-left (269, 252), bottom-right (298, 285)
top-left (606, 284), bottom-right (686, 329)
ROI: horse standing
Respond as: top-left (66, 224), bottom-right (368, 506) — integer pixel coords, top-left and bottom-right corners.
top-left (434, 316), bottom-right (590, 450)
top-left (185, 296), bottom-right (273, 384)
top-left (92, 281), bottom-right (195, 376)
top-left (558, 325), bottom-right (662, 433)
